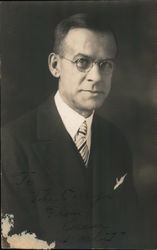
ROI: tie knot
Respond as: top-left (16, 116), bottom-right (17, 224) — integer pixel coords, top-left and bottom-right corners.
top-left (78, 120), bottom-right (87, 136)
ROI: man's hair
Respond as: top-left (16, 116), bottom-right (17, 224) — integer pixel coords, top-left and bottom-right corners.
top-left (53, 13), bottom-right (118, 55)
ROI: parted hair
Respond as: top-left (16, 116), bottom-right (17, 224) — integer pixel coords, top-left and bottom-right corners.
top-left (53, 13), bottom-right (118, 55)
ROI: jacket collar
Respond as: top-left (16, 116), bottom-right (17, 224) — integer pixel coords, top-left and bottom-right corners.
top-left (36, 93), bottom-right (105, 147)
top-left (36, 94), bottom-right (68, 141)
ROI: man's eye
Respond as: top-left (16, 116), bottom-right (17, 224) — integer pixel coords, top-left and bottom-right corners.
top-left (100, 61), bottom-right (113, 70)
top-left (77, 58), bottom-right (91, 69)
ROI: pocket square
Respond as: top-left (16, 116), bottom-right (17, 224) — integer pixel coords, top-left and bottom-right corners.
top-left (114, 173), bottom-right (127, 190)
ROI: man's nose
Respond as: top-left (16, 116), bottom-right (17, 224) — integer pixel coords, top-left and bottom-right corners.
top-left (86, 63), bottom-right (102, 82)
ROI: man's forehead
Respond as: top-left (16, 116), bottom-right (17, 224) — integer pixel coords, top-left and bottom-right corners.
top-left (62, 28), bottom-right (116, 58)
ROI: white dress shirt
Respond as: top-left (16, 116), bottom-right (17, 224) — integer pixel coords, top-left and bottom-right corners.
top-left (54, 91), bottom-right (94, 152)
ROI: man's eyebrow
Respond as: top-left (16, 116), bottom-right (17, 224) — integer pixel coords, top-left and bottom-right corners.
top-left (73, 54), bottom-right (115, 61)
top-left (101, 57), bottom-right (116, 61)
top-left (73, 53), bottom-right (91, 60)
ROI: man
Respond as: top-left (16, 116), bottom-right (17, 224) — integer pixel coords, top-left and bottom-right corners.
top-left (2, 13), bottom-right (140, 248)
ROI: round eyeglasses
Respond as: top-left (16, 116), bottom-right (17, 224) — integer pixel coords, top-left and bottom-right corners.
top-left (60, 55), bottom-right (115, 74)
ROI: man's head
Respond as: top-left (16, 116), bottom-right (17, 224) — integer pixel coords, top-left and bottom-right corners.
top-left (48, 13), bottom-right (117, 117)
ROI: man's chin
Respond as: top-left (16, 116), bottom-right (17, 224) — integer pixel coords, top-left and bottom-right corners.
top-left (85, 97), bottom-right (105, 110)
top-left (79, 100), bottom-right (105, 113)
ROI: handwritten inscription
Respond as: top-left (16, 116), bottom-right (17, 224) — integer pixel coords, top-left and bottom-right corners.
top-left (31, 188), bottom-right (112, 204)
top-left (11, 170), bottom-right (127, 245)
top-left (61, 222), bottom-right (126, 243)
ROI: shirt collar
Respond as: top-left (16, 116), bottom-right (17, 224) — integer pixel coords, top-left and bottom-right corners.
top-left (54, 90), bottom-right (94, 139)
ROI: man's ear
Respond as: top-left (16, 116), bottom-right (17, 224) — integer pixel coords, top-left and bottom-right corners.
top-left (48, 53), bottom-right (61, 78)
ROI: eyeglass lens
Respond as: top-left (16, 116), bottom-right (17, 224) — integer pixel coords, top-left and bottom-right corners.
top-left (76, 57), bottom-right (113, 73)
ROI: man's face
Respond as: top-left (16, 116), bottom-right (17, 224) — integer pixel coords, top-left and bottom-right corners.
top-left (58, 28), bottom-right (117, 117)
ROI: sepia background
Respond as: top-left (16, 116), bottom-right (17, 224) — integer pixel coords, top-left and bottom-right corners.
top-left (1, 1), bottom-right (157, 247)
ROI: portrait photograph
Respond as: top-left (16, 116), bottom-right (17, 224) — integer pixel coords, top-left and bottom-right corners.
top-left (1, 1), bottom-right (157, 249)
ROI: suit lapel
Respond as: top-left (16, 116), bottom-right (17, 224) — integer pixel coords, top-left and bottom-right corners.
top-left (31, 95), bottom-right (112, 176)
top-left (31, 95), bottom-right (85, 171)
top-left (89, 114), bottom-right (109, 167)
top-left (36, 96), bottom-right (67, 141)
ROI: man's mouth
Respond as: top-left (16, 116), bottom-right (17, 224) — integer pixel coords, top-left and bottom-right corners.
top-left (81, 90), bottom-right (104, 94)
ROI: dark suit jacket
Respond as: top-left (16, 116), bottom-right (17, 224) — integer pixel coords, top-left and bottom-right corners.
top-left (2, 96), bottom-right (141, 248)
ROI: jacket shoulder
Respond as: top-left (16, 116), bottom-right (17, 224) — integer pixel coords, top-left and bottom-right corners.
top-left (2, 106), bottom-right (39, 143)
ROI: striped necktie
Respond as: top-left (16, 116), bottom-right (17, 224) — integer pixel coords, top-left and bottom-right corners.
top-left (74, 120), bottom-right (89, 167)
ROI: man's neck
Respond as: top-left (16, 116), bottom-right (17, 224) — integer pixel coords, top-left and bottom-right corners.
top-left (58, 91), bottom-right (94, 119)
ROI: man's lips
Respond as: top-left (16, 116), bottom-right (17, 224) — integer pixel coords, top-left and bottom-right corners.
top-left (80, 90), bottom-right (104, 94)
